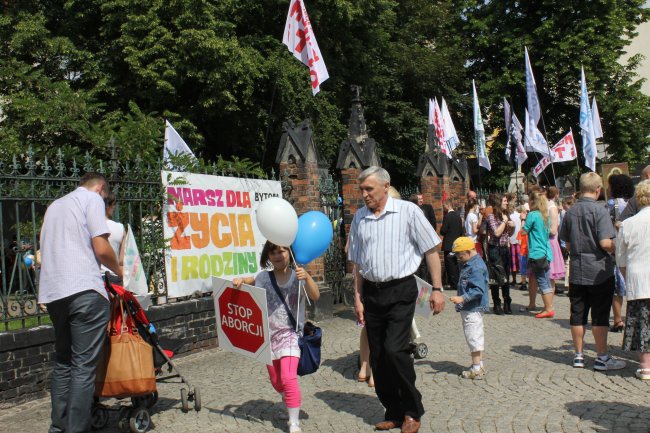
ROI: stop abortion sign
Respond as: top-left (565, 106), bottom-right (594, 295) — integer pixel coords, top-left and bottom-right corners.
top-left (212, 277), bottom-right (272, 365)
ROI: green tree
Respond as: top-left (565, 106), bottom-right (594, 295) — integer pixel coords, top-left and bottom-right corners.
top-left (462, 0), bottom-right (650, 186)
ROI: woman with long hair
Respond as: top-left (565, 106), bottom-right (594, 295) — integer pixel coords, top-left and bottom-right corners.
top-left (485, 193), bottom-right (514, 315)
top-left (545, 187), bottom-right (566, 294)
top-left (464, 198), bottom-right (483, 256)
top-left (522, 191), bottom-right (555, 318)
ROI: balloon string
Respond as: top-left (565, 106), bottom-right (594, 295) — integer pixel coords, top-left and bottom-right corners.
top-left (288, 248), bottom-right (312, 319)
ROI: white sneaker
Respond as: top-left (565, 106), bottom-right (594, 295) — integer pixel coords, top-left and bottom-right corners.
top-left (573, 354), bottom-right (585, 368)
top-left (593, 356), bottom-right (626, 371)
top-left (287, 421), bottom-right (302, 433)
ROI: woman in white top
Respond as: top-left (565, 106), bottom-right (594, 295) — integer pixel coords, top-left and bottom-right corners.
top-left (616, 180), bottom-right (650, 380)
top-left (508, 201), bottom-right (521, 286)
top-left (464, 198), bottom-right (483, 257)
top-left (101, 192), bottom-right (125, 283)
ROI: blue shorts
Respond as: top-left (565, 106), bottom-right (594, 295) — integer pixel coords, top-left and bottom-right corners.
top-left (527, 262), bottom-right (552, 295)
top-left (519, 255), bottom-right (527, 276)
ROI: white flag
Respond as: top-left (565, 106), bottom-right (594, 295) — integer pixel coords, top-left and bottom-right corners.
top-left (592, 96), bottom-right (603, 139)
top-left (164, 120), bottom-right (196, 162)
top-left (524, 109), bottom-right (550, 157)
top-left (428, 98), bottom-right (434, 125)
top-left (580, 67), bottom-right (598, 171)
top-left (283, 0), bottom-right (329, 95)
top-left (441, 98), bottom-right (460, 153)
top-left (123, 225), bottom-right (149, 296)
top-left (473, 80), bottom-right (491, 171)
top-left (525, 47), bottom-right (542, 127)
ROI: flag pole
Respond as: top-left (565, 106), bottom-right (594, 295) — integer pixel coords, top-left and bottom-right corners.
top-left (526, 47), bottom-right (556, 185)
top-left (523, 132), bottom-right (552, 186)
top-left (572, 128), bottom-right (581, 175)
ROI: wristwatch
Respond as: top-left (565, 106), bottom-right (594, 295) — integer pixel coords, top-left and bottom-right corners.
top-left (432, 287), bottom-right (443, 292)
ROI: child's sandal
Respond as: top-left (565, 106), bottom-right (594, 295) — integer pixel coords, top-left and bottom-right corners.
top-left (635, 368), bottom-right (650, 380)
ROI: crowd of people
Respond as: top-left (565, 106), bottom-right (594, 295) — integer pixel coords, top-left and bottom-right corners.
top-left (34, 165), bottom-right (649, 433)
top-left (346, 165), bottom-right (650, 433)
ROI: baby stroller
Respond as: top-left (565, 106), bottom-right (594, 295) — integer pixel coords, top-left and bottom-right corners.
top-left (409, 320), bottom-right (428, 360)
top-left (91, 277), bottom-right (201, 433)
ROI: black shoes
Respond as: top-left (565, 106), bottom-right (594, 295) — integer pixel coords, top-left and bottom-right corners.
top-left (503, 300), bottom-right (513, 315)
top-left (493, 304), bottom-right (505, 315)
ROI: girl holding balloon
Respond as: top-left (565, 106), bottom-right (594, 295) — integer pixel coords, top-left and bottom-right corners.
top-left (233, 241), bottom-right (319, 433)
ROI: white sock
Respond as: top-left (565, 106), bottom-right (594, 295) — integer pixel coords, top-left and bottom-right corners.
top-left (597, 354), bottom-right (610, 361)
top-left (288, 407), bottom-right (300, 425)
top-left (471, 364), bottom-right (481, 371)
top-left (480, 360), bottom-right (484, 368)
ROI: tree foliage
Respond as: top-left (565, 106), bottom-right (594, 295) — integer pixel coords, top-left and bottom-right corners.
top-left (0, 0), bottom-right (647, 187)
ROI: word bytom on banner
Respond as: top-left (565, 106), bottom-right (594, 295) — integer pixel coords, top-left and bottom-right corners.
top-left (162, 171), bottom-right (282, 298)
top-left (213, 277), bottom-right (272, 365)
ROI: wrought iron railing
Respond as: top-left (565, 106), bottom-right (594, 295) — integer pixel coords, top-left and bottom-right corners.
top-left (320, 171), bottom-right (351, 305)
top-left (0, 144), bottom-right (269, 330)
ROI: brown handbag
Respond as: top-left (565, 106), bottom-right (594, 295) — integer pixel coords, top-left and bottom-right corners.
top-left (95, 296), bottom-right (156, 398)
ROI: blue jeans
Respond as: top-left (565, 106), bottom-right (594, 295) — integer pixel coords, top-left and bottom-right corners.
top-left (528, 265), bottom-right (552, 295)
top-left (47, 290), bottom-right (110, 433)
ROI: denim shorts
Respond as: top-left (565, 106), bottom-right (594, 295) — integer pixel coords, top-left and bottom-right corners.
top-left (527, 261), bottom-right (552, 294)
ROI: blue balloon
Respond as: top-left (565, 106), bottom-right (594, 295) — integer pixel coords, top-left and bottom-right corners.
top-left (292, 211), bottom-right (334, 264)
top-left (24, 254), bottom-right (34, 267)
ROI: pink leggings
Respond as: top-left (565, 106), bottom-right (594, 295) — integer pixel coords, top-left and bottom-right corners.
top-left (266, 356), bottom-right (301, 408)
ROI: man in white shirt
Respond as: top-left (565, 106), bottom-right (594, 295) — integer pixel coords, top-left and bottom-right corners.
top-left (39, 173), bottom-right (122, 433)
top-left (348, 166), bottom-right (444, 433)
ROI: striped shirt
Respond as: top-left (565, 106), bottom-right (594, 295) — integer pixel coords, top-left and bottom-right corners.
top-left (348, 197), bottom-right (441, 282)
top-left (38, 187), bottom-right (110, 303)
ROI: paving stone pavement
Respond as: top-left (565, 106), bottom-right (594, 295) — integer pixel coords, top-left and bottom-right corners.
top-left (2, 290), bottom-right (649, 433)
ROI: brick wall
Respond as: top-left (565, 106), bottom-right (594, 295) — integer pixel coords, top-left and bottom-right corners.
top-left (0, 297), bottom-right (217, 408)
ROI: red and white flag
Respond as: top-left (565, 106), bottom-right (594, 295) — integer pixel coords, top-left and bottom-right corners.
top-left (551, 129), bottom-right (577, 162)
top-left (432, 98), bottom-right (449, 156)
top-left (283, 0), bottom-right (329, 95)
top-left (532, 129), bottom-right (577, 177)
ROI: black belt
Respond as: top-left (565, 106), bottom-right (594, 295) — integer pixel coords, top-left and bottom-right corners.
top-left (362, 275), bottom-right (413, 289)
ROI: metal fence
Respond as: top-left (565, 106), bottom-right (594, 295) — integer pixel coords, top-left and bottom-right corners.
top-left (0, 145), bottom-right (271, 331)
top-left (319, 171), bottom-right (350, 305)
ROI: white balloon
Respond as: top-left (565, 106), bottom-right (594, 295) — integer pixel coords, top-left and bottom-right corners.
top-left (255, 197), bottom-right (298, 247)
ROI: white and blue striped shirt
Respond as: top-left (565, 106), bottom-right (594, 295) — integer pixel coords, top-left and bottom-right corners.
top-left (38, 187), bottom-right (110, 303)
top-left (348, 197), bottom-right (441, 283)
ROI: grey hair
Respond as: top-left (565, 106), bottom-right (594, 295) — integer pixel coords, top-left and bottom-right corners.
top-left (358, 166), bottom-right (390, 184)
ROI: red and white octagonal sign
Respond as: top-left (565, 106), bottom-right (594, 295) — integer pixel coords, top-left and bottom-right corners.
top-left (213, 277), bottom-right (271, 365)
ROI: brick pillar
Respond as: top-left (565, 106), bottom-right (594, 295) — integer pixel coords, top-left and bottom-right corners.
top-left (279, 160), bottom-right (324, 282)
top-left (340, 168), bottom-right (363, 273)
top-left (420, 174), bottom-right (445, 231)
